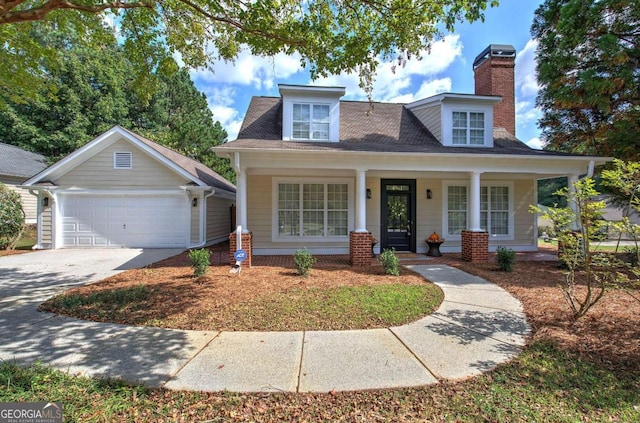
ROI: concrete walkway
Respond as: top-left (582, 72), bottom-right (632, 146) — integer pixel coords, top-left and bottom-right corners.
top-left (0, 251), bottom-right (530, 393)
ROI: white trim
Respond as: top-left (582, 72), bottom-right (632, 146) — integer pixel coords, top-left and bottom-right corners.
top-left (442, 180), bottom-right (515, 241)
top-left (54, 189), bottom-right (187, 196)
top-left (406, 93), bottom-right (501, 110)
top-left (281, 95), bottom-right (341, 142)
top-left (113, 151), bottom-right (132, 169)
top-left (254, 247), bottom-right (349, 255)
top-left (442, 104), bottom-right (494, 147)
top-left (23, 126), bottom-right (209, 187)
top-left (271, 177), bottom-right (354, 243)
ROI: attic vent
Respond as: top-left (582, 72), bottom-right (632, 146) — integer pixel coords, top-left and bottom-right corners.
top-left (113, 152), bottom-right (132, 169)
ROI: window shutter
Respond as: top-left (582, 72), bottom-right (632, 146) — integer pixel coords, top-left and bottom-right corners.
top-left (114, 152), bottom-right (132, 169)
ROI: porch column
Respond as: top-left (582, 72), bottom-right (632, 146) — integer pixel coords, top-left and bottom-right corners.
top-left (236, 170), bottom-right (248, 233)
top-left (469, 171), bottom-right (482, 232)
top-left (568, 173), bottom-right (580, 230)
top-left (462, 171), bottom-right (488, 262)
top-left (355, 169), bottom-right (367, 232)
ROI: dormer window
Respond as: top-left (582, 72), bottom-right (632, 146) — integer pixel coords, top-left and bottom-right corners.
top-left (453, 111), bottom-right (485, 145)
top-left (293, 103), bottom-right (330, 140)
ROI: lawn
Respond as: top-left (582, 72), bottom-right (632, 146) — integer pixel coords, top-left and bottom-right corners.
top-left (4, 248), bottom-right (640, 421)
top-left (40, 251), bottom-right (444, 331)
top-left (0, 224), bottom-right (36, 256)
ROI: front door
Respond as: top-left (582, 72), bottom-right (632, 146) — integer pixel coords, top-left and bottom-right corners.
top-left (381, 180), bottom-right (416, 252)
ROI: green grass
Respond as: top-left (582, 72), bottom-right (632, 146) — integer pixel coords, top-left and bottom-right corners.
top-left (1, 342), bottom-right (637, 422)
top-left (41, 285), bottom-right (154, 322)
top-left (224, 283), bottom-right (444, 330)
top-left (15, 225), bottom-right (37, 250)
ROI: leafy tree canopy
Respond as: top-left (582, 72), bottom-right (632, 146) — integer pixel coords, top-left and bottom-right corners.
top-left (0, 30), bottom-right (233, 180)
top-left (1, 0), bottom-right (498, 104)
top-left (532, 0), bottom-right (640, 160)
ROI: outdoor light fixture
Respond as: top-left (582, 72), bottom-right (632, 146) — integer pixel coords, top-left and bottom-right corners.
top-left (192, 198), bottom-right (198, 207)
top-left (426, 189), bottom-right (432, 199)
top-left (366, 188), bottom-right (372, 199)
top-left (42, 197), bottom-right (49, 207)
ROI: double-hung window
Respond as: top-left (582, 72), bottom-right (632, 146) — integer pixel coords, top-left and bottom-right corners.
top-left (276, 181), bottom-right (349, 239)
top-left (444, 182), bottom-right (512, 239)
top-left (452, 111), bottom-right (485, 145)
top-left (293, 103), bottom-right (330, 140)
top-left (481, 186), bottom-right (510, 236)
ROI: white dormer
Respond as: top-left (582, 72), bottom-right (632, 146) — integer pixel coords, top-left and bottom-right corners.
top-left (406, 93), bottom-right (501, 148)
top-left (279, 84), bottom-right (345, 142)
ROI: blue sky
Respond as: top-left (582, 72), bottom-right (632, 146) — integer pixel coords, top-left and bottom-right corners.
top-left (190, 0), bottom-right (544, 148)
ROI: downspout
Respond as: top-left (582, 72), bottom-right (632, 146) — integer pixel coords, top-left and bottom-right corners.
top-left (28, 189), bottom-right (43, 249)
top-left (191, 190), bottom-right (216, 248)
top-left (587, 160), bottom-right (595, 178)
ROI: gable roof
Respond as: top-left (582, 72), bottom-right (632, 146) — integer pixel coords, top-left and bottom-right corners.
top-left (218, 97), bottom-right (596, 159)
top-left (24, 126), bottom-right (235, 194)
top-left (0, 143), bottom-right (47, 179)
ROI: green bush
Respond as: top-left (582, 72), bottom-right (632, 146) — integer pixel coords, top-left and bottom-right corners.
top-left (624, 246), bottom-right (639, 267)
top-left (0, 183), bottom-right (25, 250)
top-left (189, 248), bottom-right (211, 277)
top-left (293, 248), bottom-right (316, 276)
top-left (378, 248), bottom-right (400, 276)
top-left (496, 246), bottom-right (516, 272)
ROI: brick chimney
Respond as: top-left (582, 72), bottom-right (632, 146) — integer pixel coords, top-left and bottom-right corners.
top-left (473, 44), bottom-right (516, 136)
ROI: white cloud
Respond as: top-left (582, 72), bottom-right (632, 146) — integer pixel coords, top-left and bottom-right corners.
top-left (525, 137), bottom-right (545, 150)
top-left (191, 48), bottom-right (305, 90)
top-left (314, 35), bottom-right (462, 102)
top-left (515, 39), bottom-right (539, 98)
top-left (200, 85), bottom-right (244, 140)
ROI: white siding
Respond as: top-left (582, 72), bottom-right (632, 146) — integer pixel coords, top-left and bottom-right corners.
top-left (410, 104), bottom-right (442, 142)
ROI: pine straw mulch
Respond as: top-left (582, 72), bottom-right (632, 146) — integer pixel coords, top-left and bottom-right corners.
top-left (451, 254), bottom-right (640, 374)
top-left (39, 243), bottom-right (436, 331)
top-left (39, 243), bottom-right (640, 373)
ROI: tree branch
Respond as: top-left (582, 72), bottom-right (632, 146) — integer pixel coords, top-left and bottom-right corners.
top-left (0, 0), bottom-right (152, 24)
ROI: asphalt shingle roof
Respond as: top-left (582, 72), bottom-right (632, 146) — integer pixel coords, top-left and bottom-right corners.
top-left (0, 143), bottom-right (47, 179)
top-left (220, 97), bottom-right (581, 158)
top-left (119, 127), bottom-right (236, 193)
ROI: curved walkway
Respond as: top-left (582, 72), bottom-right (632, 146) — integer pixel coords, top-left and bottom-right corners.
top-left (0, 250), bottom-right (530, 393)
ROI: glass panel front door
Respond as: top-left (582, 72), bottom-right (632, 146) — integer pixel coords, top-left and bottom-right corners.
top-left (381, 180), bottom-right (416, 252)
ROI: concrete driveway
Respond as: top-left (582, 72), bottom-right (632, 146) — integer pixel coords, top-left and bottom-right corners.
top-left (0, 248), bottom-right (210, 387)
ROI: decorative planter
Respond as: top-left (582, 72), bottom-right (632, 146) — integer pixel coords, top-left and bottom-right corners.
top-left (426, 240), bottom-right (444, 257)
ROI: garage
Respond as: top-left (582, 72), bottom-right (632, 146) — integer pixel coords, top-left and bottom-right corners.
top-left (60, 194), bottom-right (188, 248)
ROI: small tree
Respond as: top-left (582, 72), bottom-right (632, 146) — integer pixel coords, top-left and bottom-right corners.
top-left (532, 178), bottom-right (626, 318)
top-left (188, 248), bottom-right (211, 277)
top-left (378, 248), bottom-right (400, 276)
top-left (293, 248), bottom-right (316, 277)
top-left (0, 183), bottom-right (25, 250)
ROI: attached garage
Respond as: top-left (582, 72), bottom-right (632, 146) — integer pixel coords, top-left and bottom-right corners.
top-left (22, 126), bottom-right (236, 250)
top-left (60, 194), bottom-right (188, 248)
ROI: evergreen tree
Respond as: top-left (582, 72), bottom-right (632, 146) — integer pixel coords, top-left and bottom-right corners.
top-left (532, 0), bottom-right (640, 160)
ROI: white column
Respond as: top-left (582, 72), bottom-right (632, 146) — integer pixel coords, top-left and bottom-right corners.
top-left (469, 171), bottom-right (482, 232)
top-left (568, 173), bottom-right (580, 230)
top-left (355, 169), bottom-right (367, 232)
top-left (236, 170), bottom-right (248, 233)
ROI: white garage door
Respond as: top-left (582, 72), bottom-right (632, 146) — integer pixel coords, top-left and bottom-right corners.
top-left (61, 194), bottom-right (188, 248)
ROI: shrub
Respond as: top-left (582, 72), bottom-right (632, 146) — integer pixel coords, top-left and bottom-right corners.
top-left (293, 248), bottom-right (316, 276)
top-left (378, 248), bottom-right (400, 276)
top-left (189, 248), bottom-right (211, 277)
top-left (496, 246), bottom-right (516, 272)
top-left (624, 245), bottom-right (639, 267)
top-left (0, 183), bottom-right (25, 250)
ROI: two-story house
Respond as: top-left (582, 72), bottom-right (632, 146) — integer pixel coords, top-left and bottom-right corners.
top-left (215, 44), bottom-right (610, 266)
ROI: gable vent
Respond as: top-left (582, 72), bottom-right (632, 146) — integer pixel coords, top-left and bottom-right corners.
top-left (113, 152), bottom-right (132, 169)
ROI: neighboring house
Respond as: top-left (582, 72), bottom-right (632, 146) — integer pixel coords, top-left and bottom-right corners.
top-left (215, 44), bottom-right (610, 266)
top-left (0, 142), bottom-right (48, 224)
top-left (23, 126), bottom-right (236, 249)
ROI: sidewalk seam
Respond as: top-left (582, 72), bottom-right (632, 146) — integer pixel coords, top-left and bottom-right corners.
top-left (387, 328), bottom-right (440, 382)
top-left (160, 331), bottom-right (222, 388)
top-left (428, 313), bottom-right (528, 347)
top-left (295, 331), bottom-right (306, 393)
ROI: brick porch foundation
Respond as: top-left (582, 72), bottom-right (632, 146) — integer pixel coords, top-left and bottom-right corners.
top-left (229, 232), bottom-right (253, 268)
top-left (350, 231), bottom-right (372, 266)
top-left (461, 230), bottom-right (489, 262)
